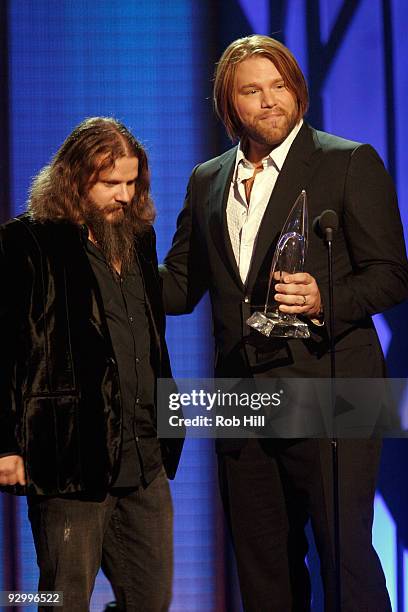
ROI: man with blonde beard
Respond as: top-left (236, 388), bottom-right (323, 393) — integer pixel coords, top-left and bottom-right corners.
top-left (0, 117), bottom-right (182, 611)
top-left (161, 36), bottom-right (408, 610)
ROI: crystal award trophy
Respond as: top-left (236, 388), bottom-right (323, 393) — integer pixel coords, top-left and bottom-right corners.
top-left (247, 190), bottom-right (310, 338)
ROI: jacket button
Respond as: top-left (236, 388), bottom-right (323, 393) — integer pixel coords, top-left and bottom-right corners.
top-left (244, 296), bottom-right (250, 303)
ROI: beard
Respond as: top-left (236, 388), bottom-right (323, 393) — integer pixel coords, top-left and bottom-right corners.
top-left (82, 201), bottom-right (137, 275)
top-left (243, 106), bottom-right (298, 150)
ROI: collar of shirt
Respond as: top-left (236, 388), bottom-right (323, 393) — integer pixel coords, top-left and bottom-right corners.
top-left (234, 119), bottom-right (304, 183)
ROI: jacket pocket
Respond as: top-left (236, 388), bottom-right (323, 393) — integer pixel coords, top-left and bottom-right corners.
top-left (24, 395), bottom-right (81, 492)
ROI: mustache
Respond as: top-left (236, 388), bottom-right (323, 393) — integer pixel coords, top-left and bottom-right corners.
top-left (82, 196), bottom-right (148, 237)
top-left (102, 203), bottom-right (126, 214)
top-left (257, 109), bottom-right (287, 120)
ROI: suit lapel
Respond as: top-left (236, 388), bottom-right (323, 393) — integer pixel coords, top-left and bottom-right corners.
top-left (208, 147), bottom-right (244, 291)
top-left (245, 123), bottom-right (323, 293)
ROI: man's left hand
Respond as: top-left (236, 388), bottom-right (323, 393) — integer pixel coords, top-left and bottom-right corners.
top-left (274, 272), bottom-right (322, 317)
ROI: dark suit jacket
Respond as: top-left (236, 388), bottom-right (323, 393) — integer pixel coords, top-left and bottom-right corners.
top-left (161, 123), bottom-right (408, 443)
top-left (0, 214), bottom-right (182, 495)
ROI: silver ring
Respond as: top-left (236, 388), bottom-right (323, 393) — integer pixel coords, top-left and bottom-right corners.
top-left (302, 295), bottom-right (307, 306)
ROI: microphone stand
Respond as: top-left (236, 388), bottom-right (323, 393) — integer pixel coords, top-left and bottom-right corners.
top-left (325, 228), bottom-right (341, 612)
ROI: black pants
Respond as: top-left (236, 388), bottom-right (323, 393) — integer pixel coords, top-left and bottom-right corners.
top-left (218, 438), bottom-right (391, 612)
top-left (27, 468), bottom-right (173, 612)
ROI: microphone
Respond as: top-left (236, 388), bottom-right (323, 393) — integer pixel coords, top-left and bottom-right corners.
top-left (314, 209), bottom-right (339, 242)
top-left (314, 208), bottom-right (340, 611)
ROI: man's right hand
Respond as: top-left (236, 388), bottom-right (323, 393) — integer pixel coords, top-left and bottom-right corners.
top-left (0, 455), bottom-right (26, 486)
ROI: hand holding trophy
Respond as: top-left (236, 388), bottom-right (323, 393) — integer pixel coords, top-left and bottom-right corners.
top-left (247, 190), bottom-right (310, 338)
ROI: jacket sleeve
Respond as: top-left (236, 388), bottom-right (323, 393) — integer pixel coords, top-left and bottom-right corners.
top-left (0, 228), bottom-right (21, 455)
top-left (319, 144), bottom-right (408, 337)
top-left (160, 165), bottom-right (209, 315)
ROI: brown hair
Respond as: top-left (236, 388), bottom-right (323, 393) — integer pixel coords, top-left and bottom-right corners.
top-left (28, 117), bottom-right (155, 230)
top-left (214, 35), bottom-right (309, 140)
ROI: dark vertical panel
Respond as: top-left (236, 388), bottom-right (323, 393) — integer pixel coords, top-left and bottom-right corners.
top-left (270, 0), bottom-right (288, 41)
top-left (0, 0), bottom-right (10, 222)
top-left (305, 0), bottom-right (324, 127)
top-left (324, 0), bottom-right (364, 65)
top-left (306, 0), bottom-right (362, 128)
top-left (381, 0), bottom-right (396, 181)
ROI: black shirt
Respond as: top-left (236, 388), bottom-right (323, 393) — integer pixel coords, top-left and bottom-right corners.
top-left (85, 239), bottom-right (162, 487)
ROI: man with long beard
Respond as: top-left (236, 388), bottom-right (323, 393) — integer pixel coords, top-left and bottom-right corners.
top-left (0, 117), bottom-right (182, 611)
top-left (161, 36), bottom-right (408, 610)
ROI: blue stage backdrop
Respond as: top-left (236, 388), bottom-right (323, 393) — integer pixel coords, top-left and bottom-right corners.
top-left (1, 1), bottom-right (408, 611)
top-left (6, 1), bottom-right (219, 610)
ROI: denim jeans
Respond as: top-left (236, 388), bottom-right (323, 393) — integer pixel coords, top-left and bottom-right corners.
top-left (27, 468), bottom-right (173, 612)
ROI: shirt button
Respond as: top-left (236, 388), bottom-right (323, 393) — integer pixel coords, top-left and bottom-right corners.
top-left (129, 315), bottom-right (134, 322)
top-left (244, 296), bottom-right (250, 303)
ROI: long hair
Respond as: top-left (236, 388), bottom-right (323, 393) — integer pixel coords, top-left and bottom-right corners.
top-left (28, 117), bottom-right (155, 230)
top-left (214, 35), bottom-right (309, 141)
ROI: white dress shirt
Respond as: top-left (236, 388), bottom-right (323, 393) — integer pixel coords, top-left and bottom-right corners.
top-left (226, 120), bottom-right (303, 284)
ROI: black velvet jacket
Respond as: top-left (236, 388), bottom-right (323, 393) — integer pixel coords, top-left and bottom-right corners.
top-left (0, 214), bottom-right (182, 495)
